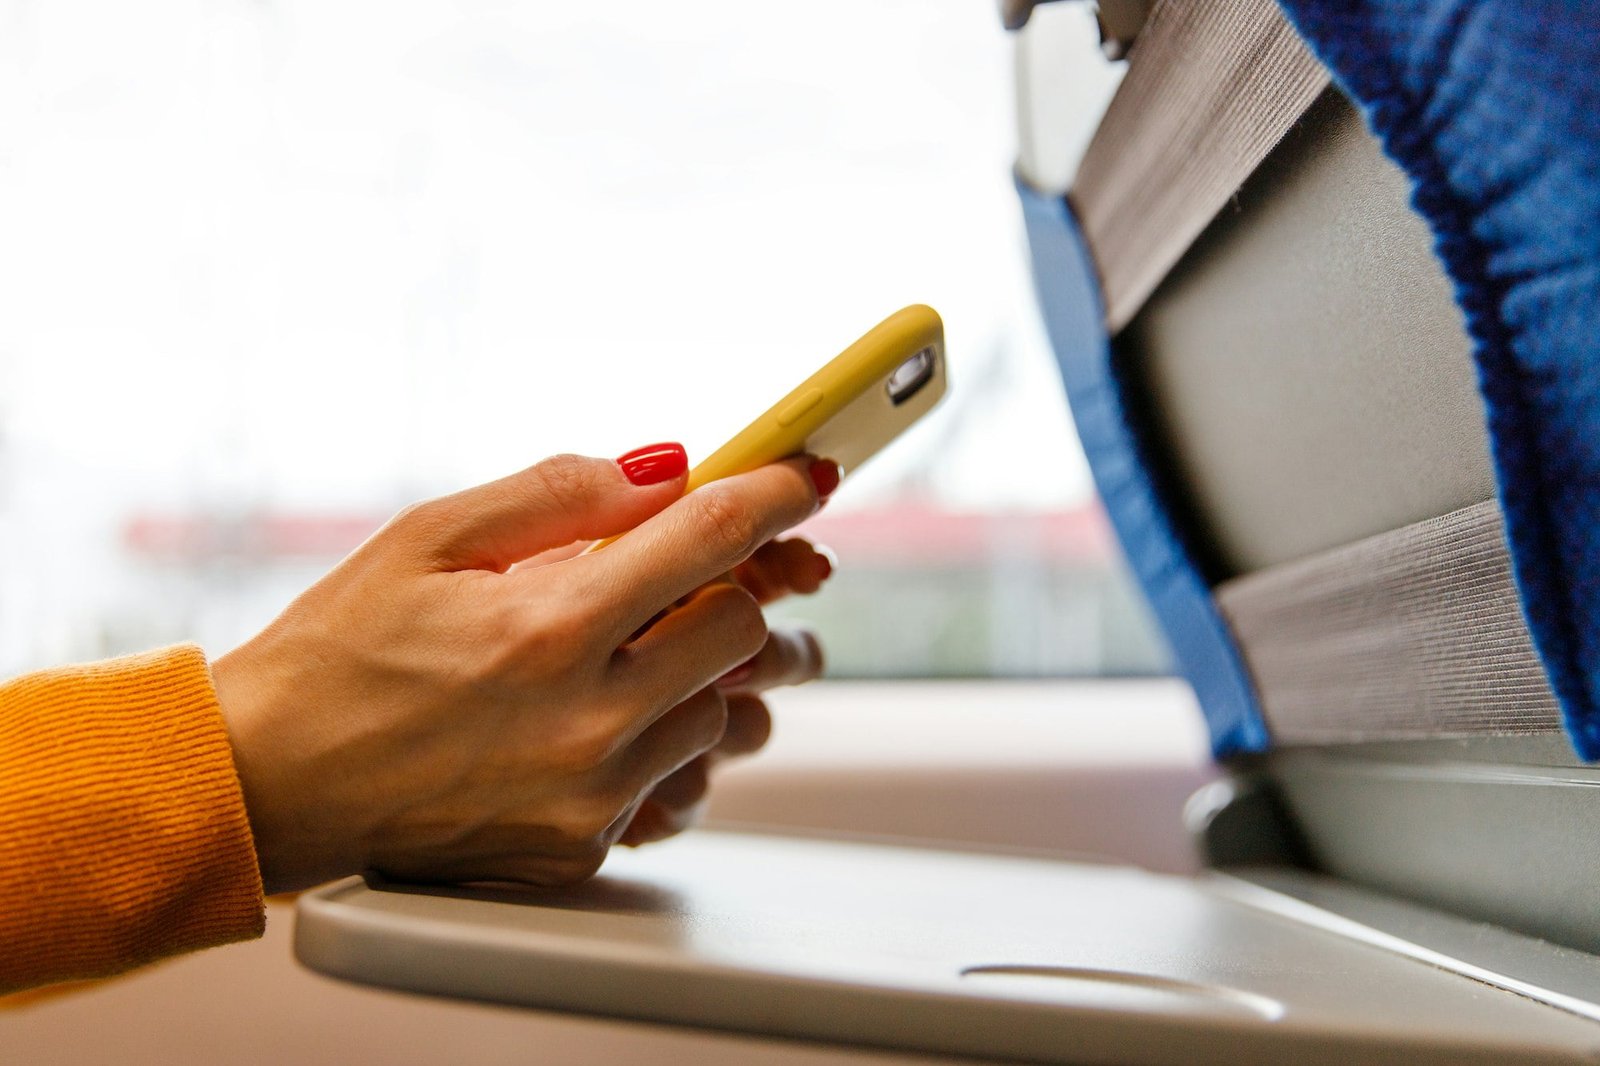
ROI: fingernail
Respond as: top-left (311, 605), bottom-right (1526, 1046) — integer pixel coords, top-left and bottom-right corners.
top-left (808, 458), bottom-right (841, 500)
top-left (813, 547), bottom-right (834, 582)
top-left (617, 442), bottom-right (688, 486)
top-left (718, 658), bottom-right (757, 687)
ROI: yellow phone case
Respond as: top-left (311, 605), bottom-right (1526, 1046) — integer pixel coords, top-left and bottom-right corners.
top-left (686, 303), bottom-right (947, 492)
top-left (589, 304), bottom-right (947, 552)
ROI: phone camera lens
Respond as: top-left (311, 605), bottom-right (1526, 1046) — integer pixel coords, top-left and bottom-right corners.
top-left (887, 348), bottom-right (936, 406)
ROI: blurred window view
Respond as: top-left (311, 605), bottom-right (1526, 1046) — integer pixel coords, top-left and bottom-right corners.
top-left (0, 0), bottom-right (1168, 679)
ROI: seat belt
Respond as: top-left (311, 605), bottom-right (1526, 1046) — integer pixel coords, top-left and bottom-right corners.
top-left (1217, 500), bottom-right (1563, 741)
top-left (1071, 0), bottom-right (1328, 332)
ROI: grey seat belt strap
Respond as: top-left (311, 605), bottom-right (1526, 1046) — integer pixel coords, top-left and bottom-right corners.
top-left (1216, 500), bottom-right (1563, 741)
top-left (1071, 0), bottom-right (1329, 332)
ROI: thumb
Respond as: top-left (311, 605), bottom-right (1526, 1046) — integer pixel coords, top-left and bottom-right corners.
top-left (412, 444), bottom-right (689, 572)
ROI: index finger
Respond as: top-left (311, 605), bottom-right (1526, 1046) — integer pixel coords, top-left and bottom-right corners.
top-left (575, 457), bottom-right (834, 647)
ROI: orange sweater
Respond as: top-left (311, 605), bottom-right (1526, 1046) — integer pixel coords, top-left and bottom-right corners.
top-left (0, 645), bottom-right (265, 993)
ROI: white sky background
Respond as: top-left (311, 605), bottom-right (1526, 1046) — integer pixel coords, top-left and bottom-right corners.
top-left (0, 0), bottom-right (1113, 509)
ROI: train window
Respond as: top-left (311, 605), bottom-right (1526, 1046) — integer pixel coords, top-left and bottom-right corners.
top-left (0, 0), bottom-right (1163, 680)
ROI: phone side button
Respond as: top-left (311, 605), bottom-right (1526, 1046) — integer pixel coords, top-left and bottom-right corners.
top-left (775, 387), bottom-right (825, 427)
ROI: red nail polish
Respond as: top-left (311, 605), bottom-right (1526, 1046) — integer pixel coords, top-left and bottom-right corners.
top-left (808, 458), bottom-right (841, 500)
top-left (617, 442), bottom-right (688, 486)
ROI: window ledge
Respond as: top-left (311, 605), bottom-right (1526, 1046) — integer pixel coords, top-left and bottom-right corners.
top-left (704, 678), bottom-right (1215, 874)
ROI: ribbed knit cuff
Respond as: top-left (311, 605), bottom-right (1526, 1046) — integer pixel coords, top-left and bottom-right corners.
top-left (0, 645), bottom-right (266, 993)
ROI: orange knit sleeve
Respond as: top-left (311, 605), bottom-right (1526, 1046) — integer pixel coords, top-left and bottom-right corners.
top-left (0, 645), bottom-right (265, 993)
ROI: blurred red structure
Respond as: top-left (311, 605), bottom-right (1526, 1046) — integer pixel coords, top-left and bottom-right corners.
top-left (800, 504), bottom-right (1116, 565)
top-left (123, 514), bottom-right (386, 562)
top-left (122, 505), bottom-right (1118, 566)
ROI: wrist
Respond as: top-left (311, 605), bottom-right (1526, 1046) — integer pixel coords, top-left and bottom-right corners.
top-left (213, 641), bottom-right (358, 894)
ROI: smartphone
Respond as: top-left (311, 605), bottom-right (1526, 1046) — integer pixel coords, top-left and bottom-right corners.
top-left (685, 303), bottom-right (948, 493)
top-left (590, 304), bottom-right (947, 551)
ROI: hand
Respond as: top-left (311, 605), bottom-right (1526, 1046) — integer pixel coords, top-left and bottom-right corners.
top-left (617, 538), bottom-right (833, 847)
top-left (211, 448), bottom-right (831, 893)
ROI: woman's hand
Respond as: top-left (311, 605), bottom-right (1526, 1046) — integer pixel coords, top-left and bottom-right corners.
top-left (211, 447), bottom-right (833, 894)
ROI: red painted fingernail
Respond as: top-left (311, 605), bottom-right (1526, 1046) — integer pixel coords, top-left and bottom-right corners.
top-left (617, 442), bottom-right (688, 486)
top-left (808, 458), bottom-right (841, 500)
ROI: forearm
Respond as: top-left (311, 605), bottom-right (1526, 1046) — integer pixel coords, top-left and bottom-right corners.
top-left (0, 645), bottom-right (264, 993)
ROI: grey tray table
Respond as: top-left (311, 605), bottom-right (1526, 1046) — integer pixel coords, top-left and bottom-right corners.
top-left (296, 830), bottom-right (1600, 1065)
